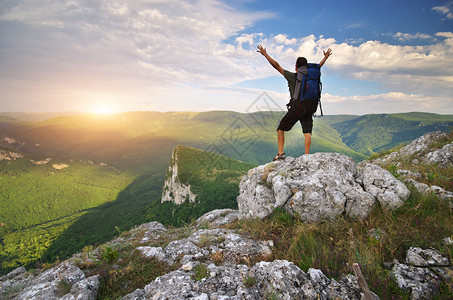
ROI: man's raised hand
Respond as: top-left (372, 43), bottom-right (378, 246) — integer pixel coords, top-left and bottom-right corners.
top-left (319, 48), bottom-right (333, 67)
top-left (257, 45), bottom-right (267, 56)
top-left (323, 48), bottom-right (333, 58)
top-left (257, 44), bottom-right (284, 75)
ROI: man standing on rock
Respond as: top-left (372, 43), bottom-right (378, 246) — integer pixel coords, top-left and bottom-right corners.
top-left (257, 45), bottom-right (332, 160)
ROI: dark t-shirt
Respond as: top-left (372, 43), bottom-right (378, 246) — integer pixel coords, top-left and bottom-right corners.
top-left (283, 70), bottom-right (296, 99)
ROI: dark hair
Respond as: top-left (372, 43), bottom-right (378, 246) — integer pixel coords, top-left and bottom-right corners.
top-left (296, 57), bottom-right (308, 69)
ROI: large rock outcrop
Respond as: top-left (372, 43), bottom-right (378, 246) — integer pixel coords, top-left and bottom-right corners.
top-left (119, 212), bottom-right (371, 300)
top-left (121, 260), bottom-right (367, 300)
top-left (3, 131), bottom-right (451, 299)
top-left (237, 152), bottom-right (410, 222)
top-left (391, 247), bottom-right (452, 299)
top-left (370, 131), bottom-right (453, 205)
top-left (161, 145), bottom-right (197, 204)
top-left (372, 131), bottom-right (452, 167)
top-left (1, 263), bottom-right (99, 300)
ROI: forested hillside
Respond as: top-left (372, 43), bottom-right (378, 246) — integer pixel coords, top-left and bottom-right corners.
top-left (0, 153), bottom-right (136, 273)
top-left (333, 112), bottom-right (453, 156)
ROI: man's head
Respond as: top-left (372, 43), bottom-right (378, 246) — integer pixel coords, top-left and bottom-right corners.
top-left (296, 57), bottom-right (308, 71)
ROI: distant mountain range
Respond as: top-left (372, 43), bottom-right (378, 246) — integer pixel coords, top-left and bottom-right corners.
top-left (2, 111), bottom-right (452, 166)
top-left (1, 110), bottom-right (452, 274)
top-left (331, 112), bottom-right (453, 156)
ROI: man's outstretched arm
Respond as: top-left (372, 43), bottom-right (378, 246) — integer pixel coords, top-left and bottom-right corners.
top-left (319, 48), bottom-right (333, 67)
top-left (257, 45), bottom-right (284, 75)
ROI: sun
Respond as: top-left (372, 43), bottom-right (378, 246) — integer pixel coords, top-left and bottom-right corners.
top-left (91, 104), bottom-right (115, 115)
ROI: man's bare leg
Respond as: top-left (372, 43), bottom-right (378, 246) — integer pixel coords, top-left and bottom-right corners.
top-left (278, 130), bottom-right (285, 154)
top-left (304, 133), bottom-right (311, 154)
top-left (273, 129), bottom-right (285, 160)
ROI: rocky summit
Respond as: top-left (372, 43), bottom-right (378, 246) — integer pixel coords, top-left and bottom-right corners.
top-left (237, 152), bottom-right (410, 222)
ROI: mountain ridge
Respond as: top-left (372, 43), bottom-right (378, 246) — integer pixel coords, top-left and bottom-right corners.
top-left (2, 111), bottom-right (452, 165)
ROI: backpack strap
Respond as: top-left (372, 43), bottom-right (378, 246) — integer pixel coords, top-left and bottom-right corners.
top-left (301, 75), bottom-right (308, 100)
top-left (293, 71), bottom-right (303, 101)
top-left (294, 67), bottom-right (309, 101)
top-left (318, 99), bottom-right (324, 117)
top-left (318, 80), bottom-right (323, 116)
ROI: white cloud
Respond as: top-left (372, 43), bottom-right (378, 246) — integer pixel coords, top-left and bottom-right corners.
top-left (436, 32), bottom-right (453, 38)
top-left (321, 92), bottom-right (453, 115)
top-left (0, 1), bottom-right (274, 86)
top-left (393, 32), bottom-right (432, 41)
top-left (0, 0), bottom-right (275, 111)
top-left (432, 5), bottom-right (453, 19)
top-left (330, 34), bottom-right (453, 95)
top-left (345, 23), bottom-right (366, 30)
top-left (274, 34), bottom-right (297, 45)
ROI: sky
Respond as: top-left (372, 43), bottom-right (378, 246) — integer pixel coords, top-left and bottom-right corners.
top-left (1, 0), bottom-right (453, 115)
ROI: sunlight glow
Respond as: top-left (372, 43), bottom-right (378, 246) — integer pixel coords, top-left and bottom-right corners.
top-left (92, 104), bottom-right (116, 115)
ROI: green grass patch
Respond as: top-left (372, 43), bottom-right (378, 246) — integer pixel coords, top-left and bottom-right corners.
top-left (191, 263), bottom-right (209, 282)
top-left (243, 275), bottom-right (257, 287)
top-left (75, 224), bottom-right (198, 299)
top-left (93, 250), bottom-right (174, 300)
top-left (56, 279), bottom-right (72, 297)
